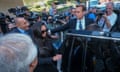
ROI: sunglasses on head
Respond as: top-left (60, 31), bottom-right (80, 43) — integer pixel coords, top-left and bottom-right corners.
top-left (41, 29), bottom-right (48, 34)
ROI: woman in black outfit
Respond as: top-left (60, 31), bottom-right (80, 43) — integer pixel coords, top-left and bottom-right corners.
top-left (32, 22), bottom-right (61, 72)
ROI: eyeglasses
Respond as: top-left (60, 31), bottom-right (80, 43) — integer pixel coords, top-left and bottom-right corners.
top-left (41, 29), bottom-right (48, 34)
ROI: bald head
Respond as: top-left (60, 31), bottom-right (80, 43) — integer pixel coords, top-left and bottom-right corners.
top-left (14, 17), bottom-right (24, 24)
top-left (14, 17), bottom-right (29, 30)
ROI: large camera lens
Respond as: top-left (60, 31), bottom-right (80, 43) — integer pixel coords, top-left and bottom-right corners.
top-left (97, 12), bottom-right (104, 16)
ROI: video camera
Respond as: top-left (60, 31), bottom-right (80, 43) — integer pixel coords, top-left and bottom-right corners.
top-left (8, 6), bottom-right (29, 17)
top-left (0, 12), bottom-right (13, 24)
top-left (0, 12), bottom-right (6, 23)
top-left (27, 12), bottom-right (40, 26)
top-left (8, 6), bottom-right (40, 26)
top-left (96, 12), bottom-right (104, 17)
top-left (0, 12), bottom-right (13, 34)
top-left (48, 14), bottom-right (66, 24)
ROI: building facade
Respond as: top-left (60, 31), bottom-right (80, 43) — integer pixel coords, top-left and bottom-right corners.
top-left (0, 0), bottom-right (23, 14)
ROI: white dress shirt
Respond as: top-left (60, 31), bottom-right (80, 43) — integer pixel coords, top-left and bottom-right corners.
top-left (76, 16), bottom-right (85, 30)
top-left (103, 12), bottom-right (117, 32)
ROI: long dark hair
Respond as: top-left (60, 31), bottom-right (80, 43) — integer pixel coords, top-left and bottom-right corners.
top-left (32, 22), bottom-right (49, 39)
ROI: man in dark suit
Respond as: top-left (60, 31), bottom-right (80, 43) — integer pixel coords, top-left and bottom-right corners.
top-left (9, 17), bottom-right (32, 37)
top-left (50, 4), bottom-right (94, 33)
top-left (50, 4), bottom-right (95, 72)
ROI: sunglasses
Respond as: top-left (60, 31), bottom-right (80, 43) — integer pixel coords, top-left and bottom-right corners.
top-left (41, 29), bottom-right (48, 34)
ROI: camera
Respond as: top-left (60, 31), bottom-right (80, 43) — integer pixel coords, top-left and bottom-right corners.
top-left (0, 12), bottom-right (6, 23)
top-left (8, 6), bottom-right (40, 26)
top-left (0, 12), bottom-right (13, 23)
top-left (8, 6), bottom-right (29, 17)
top-left (48, 14), bottom-right (65, 24)
top-left (27, 12), bottom-right (40, 26)
top-left (0, 12), bottom-right (12, 34)
top-left (96, 12), bottom-right (104, 17)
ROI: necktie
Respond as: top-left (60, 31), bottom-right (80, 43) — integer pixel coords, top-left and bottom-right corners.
top-left (79, 20), bottom-right (82, 30)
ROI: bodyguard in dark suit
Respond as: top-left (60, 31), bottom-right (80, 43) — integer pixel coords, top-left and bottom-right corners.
top-left (51, 4), bottom-right (94, 33)
top-left (9, 17), bottom-right (32, 37)
top-left (50, 4), bottom-right (95, 72)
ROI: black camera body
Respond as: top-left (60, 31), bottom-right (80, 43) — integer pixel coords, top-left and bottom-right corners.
top-left (96, 12), bottom-right (104, 17)
top-left (0, 12), bottom-right (6, 23)
top-left (48, 14), bottom-right (65, 24)
top-left (0, 12), bottom-right (11, 34)
top-left (8, 6), bottom-right (29, 17)
top-left (0, 12), bottom-right (15, 24)
top-left (8, 6), bottom-right (40, 26)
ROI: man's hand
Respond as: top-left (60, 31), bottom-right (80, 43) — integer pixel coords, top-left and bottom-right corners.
top-left (52, 54), bottom-right (62, 61)
top-left (103, 14), bottom-right (111, 28)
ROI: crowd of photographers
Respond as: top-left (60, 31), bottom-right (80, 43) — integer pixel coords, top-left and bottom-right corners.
top-left (0, 1), bottom-right (120, 72)
top-left (0, 2), bottom-right (120, 34)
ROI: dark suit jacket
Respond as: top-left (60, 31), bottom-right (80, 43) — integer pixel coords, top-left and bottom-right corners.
top-left (9, 27), bottom-right (32, 37)
top-left (51, 17), bottom-right (94, 33)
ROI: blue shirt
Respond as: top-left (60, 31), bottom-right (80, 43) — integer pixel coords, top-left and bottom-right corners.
top-left (76, 17), bottom-right (85, 30)
top-left (17, 28), bottom-right (27, 34)
top-left (88, 13), bottom-right (96, 21)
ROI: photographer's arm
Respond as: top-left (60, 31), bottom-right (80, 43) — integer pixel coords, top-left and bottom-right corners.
top-left (103, 15), bottom-right (111, 28)
top-left (103, 14), bottom-right (117, 29)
